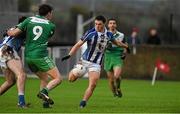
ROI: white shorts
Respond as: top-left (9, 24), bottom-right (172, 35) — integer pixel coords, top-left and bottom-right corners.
top-left (81, 59), bottom-right (101, 73)
top-left (0, 45), bottom-right (19, 68)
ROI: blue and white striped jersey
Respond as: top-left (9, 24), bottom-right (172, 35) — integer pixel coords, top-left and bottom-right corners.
top-left (0, 34), bottom-right (25, 52)
top-left (81, 28), bottom-right (115, 65)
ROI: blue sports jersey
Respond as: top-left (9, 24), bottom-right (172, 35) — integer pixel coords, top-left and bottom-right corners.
top-left (0, 34), bottom-right (25, 52)
top-left (81, 28), bottom-right (115, 65)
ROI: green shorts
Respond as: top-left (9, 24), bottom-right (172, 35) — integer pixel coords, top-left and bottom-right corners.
top-left (25, 56), bottom-right (55, 72)
top-left (104, 53), bottom-right (123, 71)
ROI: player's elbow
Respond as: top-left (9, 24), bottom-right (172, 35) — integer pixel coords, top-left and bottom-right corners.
top-left (7, 31), bottom-right (16, 37)
top-left (75, 43), bottom-right (82, 49)
top-left (7, 28), bottom-right (22, 37)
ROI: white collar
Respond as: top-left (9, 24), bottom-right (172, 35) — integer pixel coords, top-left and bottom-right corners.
top-left (97, 28), bottom-right (107, 36)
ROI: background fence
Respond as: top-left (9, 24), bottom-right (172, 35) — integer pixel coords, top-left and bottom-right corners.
top-left (0, 0), bottom-right (180, 80)
top-left (20, 46), bottom-right (78, 77)
top-left (1, 45), bottom-right (177, 80)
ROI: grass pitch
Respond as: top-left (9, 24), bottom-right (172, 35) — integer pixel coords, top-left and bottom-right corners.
top-left (0, 77), bottom-right (180, 113)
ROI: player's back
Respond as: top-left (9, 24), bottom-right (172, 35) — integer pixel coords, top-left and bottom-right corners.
top-left (0, 33), bottom-right (25, 52)
top-left (21, 15), bottom-right (55, 58)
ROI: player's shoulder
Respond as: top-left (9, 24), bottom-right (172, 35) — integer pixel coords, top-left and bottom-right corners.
top-left (115, 31), bottom-right (124, 38)
top-left (85, 28), bottom-right (97, 37)
top-left (87, 28), bottom-right (96, 34)
top-left (116, 31), bottom-right (124, 36)
top-left (17, 16), bottom-right (33, 26)
top-left (47, 21), bottom-right (55, 30)
top-left (24, 16), bottom-right (33, 21)
top-left (50, 22), bottom-right (56, 27)
top-left (107, 31), bottom-right (113, 37)
top-left (18, 16), bottom-right (31, 24)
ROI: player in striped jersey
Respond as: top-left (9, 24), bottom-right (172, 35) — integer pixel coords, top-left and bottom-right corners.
top-left (0, 16), bottom-right (29, 108)
top-left (62, 15), bottom-right (129, 108)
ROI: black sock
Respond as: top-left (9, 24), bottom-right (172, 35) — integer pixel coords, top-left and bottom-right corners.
top-left (116, 77), bottom-right (121, 89)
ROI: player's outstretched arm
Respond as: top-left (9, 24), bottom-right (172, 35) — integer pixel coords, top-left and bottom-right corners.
top-left (112, 39), bottom-right (128, 48)
top-left (112, 40), bottom-right (130, 53)
top-left (61, 40), bottom-right (84, 61)
top-left (7, 28), bottom-right (22, 37)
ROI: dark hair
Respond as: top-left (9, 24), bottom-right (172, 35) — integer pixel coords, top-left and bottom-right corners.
top-left (18, 16), bottom-right (27, 23)
top-left (108, 18), bottom-right (117, 23)
top-left (95, 15), bottom-right (106, 23)
top-left (39, 4), bottom-right (53, 16)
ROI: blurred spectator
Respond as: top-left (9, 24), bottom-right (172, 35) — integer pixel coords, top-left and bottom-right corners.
top-left (146, 28), bottom-right (161, 45)
top-left (128, 27), bottom-right (141, 45)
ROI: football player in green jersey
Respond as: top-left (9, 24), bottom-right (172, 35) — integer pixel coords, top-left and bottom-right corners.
top-left (8, 4), bottom-right (62, 108)
top-left (104, 18), bottom-right (128, 97)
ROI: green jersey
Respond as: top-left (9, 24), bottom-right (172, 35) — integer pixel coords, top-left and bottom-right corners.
top-left (18, 15), bottom-right (55, 58)
top-left (105, 31), bottom-right (125, 56)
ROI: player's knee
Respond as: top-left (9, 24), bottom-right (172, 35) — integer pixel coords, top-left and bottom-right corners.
top-left (16, 71), bottom-right (26, 80)
top-left (20, 72), bottom-right (27, 81)
top-left (56, 76), bottom-right (62, 85)
top-left (68, 71), bottom-right (78, 82)
top-left (68, 77), bottom-right (74, 82)
top-left (68, 74), bottom-right (78, 82)
top-left (114, 71), bottom-right (121, 79)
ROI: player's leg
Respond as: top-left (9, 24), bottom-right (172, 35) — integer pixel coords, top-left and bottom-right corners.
top-left (36, 72), bottom-right (49, 89)
top-left (68, 69), bottom-right (78, 82)
top-left (44, 67), bottom-right (62, 91)
top-left (37, 67), bottom-right (62, 105)
top-left (68, 64), bottom-right (86, 82)
top-left (6, 59), bottom-right (27, 107)
top-left (80, 71), bottom-right (100, 108)
top-left (0, 68), bottom-right (16, 95)
top-left (36, 57), bottom-right (62, 91)
top-left (35, 72), bottom-right (50, 108)
top-left (113, 66), bottom-right (122, 97)
top-left (26, 57), bottom-right (62, 105)
top-left (104, 54), bottom-right (117, 96)
top-left (107, 71), bottom-right (116, 96)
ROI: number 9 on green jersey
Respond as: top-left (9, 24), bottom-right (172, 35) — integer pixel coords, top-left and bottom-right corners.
top-left (17, 15), bottom-right (55, 58)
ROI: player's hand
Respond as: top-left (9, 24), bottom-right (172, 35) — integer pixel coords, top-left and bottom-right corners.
top-left (106, 42), bottom-right (112, 49)
top-left (126, 47), bottom-right (130, 54)
top-left (61, 55), bottom-right (71, 61)
top-left (121, 53), bottom-right (126, 60)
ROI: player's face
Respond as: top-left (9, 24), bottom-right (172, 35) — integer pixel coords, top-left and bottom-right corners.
top-left (150, 29), bottom-right (157, 36)
top-left (95, 20), bottom-right (105, 32)
top-left (108, 20), bottom-right (117, 31)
